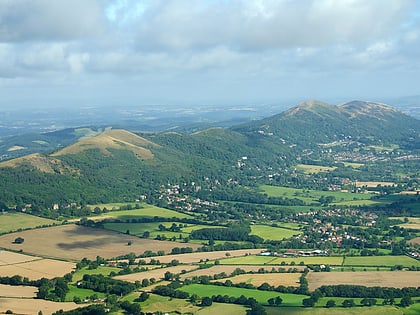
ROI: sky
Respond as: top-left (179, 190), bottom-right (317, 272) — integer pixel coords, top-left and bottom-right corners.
top-left (1, 0), bottom-right (420, 109)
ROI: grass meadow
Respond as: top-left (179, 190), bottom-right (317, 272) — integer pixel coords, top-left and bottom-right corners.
top-left (250, 225), bottom-right (301, 241)
top-left (343, 256), bottom-right (420, 267)
top-left (0, 212), bottom-right (58, 234)
top-left (181, 284), bottom-right (307, 306)
top-left (88, 203), bottom-right (193, 219)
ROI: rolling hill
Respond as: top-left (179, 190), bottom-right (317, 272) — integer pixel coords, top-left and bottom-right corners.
top-left (0, 100), bottom-right (418, 210)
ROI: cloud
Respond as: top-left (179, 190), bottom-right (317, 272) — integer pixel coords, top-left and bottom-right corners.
top-left (0, 0), bottom-right (105, 42)
top-left (130, 0), bottom-right (413, 51)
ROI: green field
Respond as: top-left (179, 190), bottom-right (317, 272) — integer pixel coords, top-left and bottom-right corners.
top-left (124, 292), bottom-right (199, 314)
top-left (260, 185), bottom-right (373, 206)
top-left (181, 284), bottom-right (308, 306)
top-left (71, 266), bottom-right (121, 282)
top-left (0, 212), bottom-right (58, 234)
top-left (220, 255), bottom-right (343, 266)
top-left (266, 305), bottom-right (404, 315)
top-left (344, 256), bottom-right (420, 267)
top-left (250, 225), bottom-right (301, 241)
top-left (104, 222), bottom-right (224, 240)
top-left (65, 285), bottom-right (107, 302)
top-left (89, 204), bottom-right (193, 219)
top-left (296, 164), bottom-right (337, 174)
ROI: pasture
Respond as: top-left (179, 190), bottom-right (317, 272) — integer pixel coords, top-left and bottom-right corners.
top-left (266, 306), bottom-right (404, 315)
top-left (390, 217), bottom-right (420, 230)
top-left (220, 273), bottom-right (301, 287)
top-left (343, 255), bottom-right (420, 267)
top-left (124, 293), bottom-right (200, 314)
top-left (250, 225), bottom-right (301, 241)
top-left (307, 271), bottom-right (420, 291)
top-left (104, 221), bottom-right (224, 240)
top-left (296, 164), bottom-right (336, 174)
top-left (114, 264), bottom-right (198, 282)
top-left (71, 266), bottom-right (121, 282)
top-left (0, 224), bottom-right (200, 261)
top-left (88, 203), bottom-right (192, 219)
top-left (260, 185), bottom-right (372, 206)
top-left (181, 284), bottom-right (307, 306)
top-left (0, 212), bottom-right (58, 234)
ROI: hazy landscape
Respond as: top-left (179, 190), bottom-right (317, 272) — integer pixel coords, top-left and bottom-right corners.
top-left (1, 1), bottom-right (420, 315)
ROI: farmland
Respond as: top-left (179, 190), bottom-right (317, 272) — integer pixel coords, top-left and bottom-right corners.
top-left (114, 264), bottom-right (199, 282)
top-left (0, 212), bottom-right (58, 234)
top-left (259, 185), bottom-right (374, 206)
top-left (0, 257), bottom-right (75, 279)
top-left (343, 256), bottom-right (420, 267)
top-left (0, 224), bottom-right (200, 260)
top-left (307, 271), bottom-right (420, 291)
top-left (250, 225), bottom-right (301, 241)
top-left (181, 284), bottom-right (307, 306)
top-left (220, 255), bottom-right (344, 266)
top-left (88, 203), bottom-right (193, 219)
top-left (220, 273), bottom-right (301, 287)
top-left (140, 248), bottom-right (264, 264)
top-left (0, 284), bottom-right (36, 298)
top-left (0, 297), bottom-right (80, 314)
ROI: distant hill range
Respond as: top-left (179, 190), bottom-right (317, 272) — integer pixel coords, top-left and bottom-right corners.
top-left (0, 100), bottom-right (419, 208)
top-left (233, 100), bottom-right (420, 148)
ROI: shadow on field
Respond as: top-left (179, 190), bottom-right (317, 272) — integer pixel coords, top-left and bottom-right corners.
top-left (57, 237), bottom-right (117, 249)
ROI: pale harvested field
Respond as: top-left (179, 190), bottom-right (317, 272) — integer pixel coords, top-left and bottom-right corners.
top-left (140, 249), bottom-right (264, 264)
top-left (0, 250), bottom-right (40, 265)
top-left (409, 237), bottom-right (420, 245)
top-left (307, 271), bottom-right (420, 291)
top-left (0, 224), bottom-right (200, 260)
top-left (220, 273), bottom-right (301, 287)
top-left (114, 264), bottom-right (198, 282)
top-left (0, 259), bottom-right (75, 280)
top-left (0, 297), bottom-right (79, 315)
top-left (180, 265), bottom-right (287, 280)
top-left (356, 181), bottom-right (395, 187)
top-left (0, 284), bottom-right (36, 298)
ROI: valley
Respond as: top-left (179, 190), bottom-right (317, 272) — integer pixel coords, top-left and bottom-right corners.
top-left (0, 100), bottom-right (419, 315)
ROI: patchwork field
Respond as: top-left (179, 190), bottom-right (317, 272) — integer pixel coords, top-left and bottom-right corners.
top-left (0, 212), bottom-right (58, 234)
top-left (0, 284), bottom-right (36, 298)
top-left (220, 273), bottom-right (301, 287)
top-left (140, 249), bottom-right (264, 264)
top-left (114, 264), bottom-right (198, 282)
top-left (391, 217), bottom-right (420, 230)
top-left (0, 224), bottom-right (200, 261)
top-left (307, 271), bottom-right (420, 291)
top-left (0, 297), bottom-right (79, 315)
